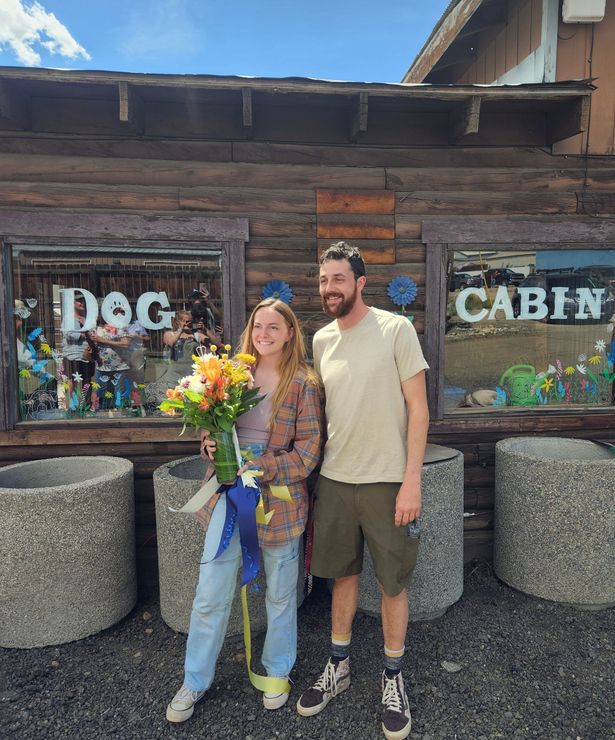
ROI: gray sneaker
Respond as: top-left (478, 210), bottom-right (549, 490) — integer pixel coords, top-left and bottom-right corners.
top-left (166, 684), bottom-right (206, 723)
top-left (381, 671), bottom-right (411, 740)
top-left (296, 657), bottom-right (350, 717)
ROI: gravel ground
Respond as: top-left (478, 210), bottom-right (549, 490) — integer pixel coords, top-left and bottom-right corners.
top-left (1, 562), bottom-right (614, 740)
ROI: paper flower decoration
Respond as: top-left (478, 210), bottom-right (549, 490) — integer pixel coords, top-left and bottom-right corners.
top-left (261, 279), bottom-right (293, 304)
top-left (387, 276), bottom-right (417, 307)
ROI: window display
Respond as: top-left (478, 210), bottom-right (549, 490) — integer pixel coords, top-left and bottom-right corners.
top-left (445, 248), bottom-right (615, 412)
top-left (11, 245), bottom-right (224, 421)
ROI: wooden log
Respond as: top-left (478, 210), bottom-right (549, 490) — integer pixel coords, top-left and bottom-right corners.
top-left (180, 186), bottom-right (314, 213)
top-left (0, 153), bottom-right (385, 189)
top-left (242, 87), bottom-right (253, 136)
top-left (547, 96), bottom-right (591, 145)
top-left (118, 81), bottom-right (144, 135)
top-left (0, 181), bottom-right (179, 210)
top-left (317, 213), bottom-right (394, 239)
top-left (316, 189), bottom-right (394, 214)
top-left (395, 191), bottom-right (577, 215)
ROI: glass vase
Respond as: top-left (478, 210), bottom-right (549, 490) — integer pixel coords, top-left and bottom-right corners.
top-left (211, 430), bottom-right (239, 484)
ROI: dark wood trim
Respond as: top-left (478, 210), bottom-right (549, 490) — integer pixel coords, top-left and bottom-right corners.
top-left (547, 96), bottom-right (590, 146)
top-left (424, 242), bottom-right (447, 419)
top-left (422, 218), bottom-right (615, 244)
top-left (0, 240), bottom-right (16, 431)
top-left (222, 239), bottom-right (246, 349)
top-left (242, 88), bottom-right (253, 138)
top-left (0, 210), bottom-right (249, 242)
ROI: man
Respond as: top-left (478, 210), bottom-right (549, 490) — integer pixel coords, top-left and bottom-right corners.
top-left (296, 242), bottom-right (429, 740)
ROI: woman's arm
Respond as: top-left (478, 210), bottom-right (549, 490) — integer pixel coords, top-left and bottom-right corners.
top-left (258, 379), bottom-right (322, 486)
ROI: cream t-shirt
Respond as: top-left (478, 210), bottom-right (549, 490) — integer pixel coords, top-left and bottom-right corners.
top-left (313, 307), bottom-right (429, 484)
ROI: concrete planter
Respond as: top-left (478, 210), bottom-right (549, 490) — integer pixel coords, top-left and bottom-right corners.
top-left (358, 445), bottom-right (464, 621)
top-left (154, 455), bottom-right (305, 635)
top-left (0, 456), bottom-right (136, 648)
top-left (495, 437), bottom-right (615, 608)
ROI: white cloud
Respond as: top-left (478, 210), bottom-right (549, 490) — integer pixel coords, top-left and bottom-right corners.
top-left (119, 0), bottom-right (202, 60)
top-left (0, 0), bottom-right (90, 66)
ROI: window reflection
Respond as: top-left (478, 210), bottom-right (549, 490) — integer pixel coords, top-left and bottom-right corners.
top-left (12, 245), bottom-right (224, 421)
top-left (445, 248), bottom-right (615, 411)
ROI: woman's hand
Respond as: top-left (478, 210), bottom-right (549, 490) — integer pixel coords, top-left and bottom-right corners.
top-left (200, 429), bottom-right (216, 461)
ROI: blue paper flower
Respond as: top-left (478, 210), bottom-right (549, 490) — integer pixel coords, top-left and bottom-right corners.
top-left (387, 276), bottom-right (417, 307)
top-left (261, 279), bottom-right (293, 304)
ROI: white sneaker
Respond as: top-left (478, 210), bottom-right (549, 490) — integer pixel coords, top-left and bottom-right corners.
top-left (263, 677), bottom-right (291, 710)
top-left (296, 657), bottom-right (351, 717)
top-left (166, 684), bottom-right (206, 723)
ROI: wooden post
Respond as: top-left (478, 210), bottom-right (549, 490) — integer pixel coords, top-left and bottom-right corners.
top-left (242, 88), bottom-right (253, 139)
top-left (449, 95), bottom-right (481, 144)
top-left (349, 92), bottom-right (368, 143)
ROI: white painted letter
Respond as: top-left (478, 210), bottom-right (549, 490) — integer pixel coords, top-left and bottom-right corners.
top-left (101, 291), bottom-right (132, 328)
top-left (456, 287), bottom-right (488, 323)
top-left (550, 287), bottom-right (569, 320)
top-left (518, 288), bottom-right (548, 320)
top-left (575, 288), bottom-right (604, 320)
top-left (60, 288), bottom-right (98, 332)
top-left (136, 291), bottom-right (174, 330)
top-left (488, 286), bottom-right (514, 320)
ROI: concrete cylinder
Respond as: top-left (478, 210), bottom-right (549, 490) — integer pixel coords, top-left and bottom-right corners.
top-left (358, 445), bottom-right (464, 621)
top-left (0, 456), bottom-right (136, 648)
top-left (153, 455), bottom-right (305, 635)
top-left (495, 437), bottom-right (615, 608)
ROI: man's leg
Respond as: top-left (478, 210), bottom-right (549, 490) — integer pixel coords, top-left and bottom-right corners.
top-left (381, 587), bottom-right (408, 652)
top-left (332, 574), bottom-right (359, 636)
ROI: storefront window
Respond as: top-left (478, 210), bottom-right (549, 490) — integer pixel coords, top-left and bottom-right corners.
top-left (445, 248), bottom-right (615, 412)
top-left (11, 245), bottom-right (224, 421)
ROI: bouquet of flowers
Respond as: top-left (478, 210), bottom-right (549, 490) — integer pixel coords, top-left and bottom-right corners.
top-left (159, 344), bottom-right (263, 482)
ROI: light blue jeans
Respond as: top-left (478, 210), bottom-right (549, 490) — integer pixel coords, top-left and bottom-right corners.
top-left (184, 494), bottom-right (301, 692)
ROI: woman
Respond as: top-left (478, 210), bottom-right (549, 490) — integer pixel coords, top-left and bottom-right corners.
top-left (166, 298), bottom-right (321, 723)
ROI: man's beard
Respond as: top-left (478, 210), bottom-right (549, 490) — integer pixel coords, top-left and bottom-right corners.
top-left (321, 284), bottom-right (357, 318)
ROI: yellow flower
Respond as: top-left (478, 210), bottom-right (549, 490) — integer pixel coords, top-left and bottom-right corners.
top-left (235, 353), bottom-right (256, 365)
top-left (210, 345), bottom-right (217, 353)
top-left (541, 377), bottom-right (554, 393)
top-left (224, 344), bottom-right (232, 352)
top-left (40, 342), bottom-right (52, 355)
top-left (588, 355), bottom-right (601, 365)
top-left (137, 383), bottom-right (146, 389)
top-left (91, 380), bottom-right (101, 390)
top-left (19, 368), bottom-right (31, 377)
top-left (104, 391), bottom-right (113, 399)
top-left (564, 366), bottom-right (575, 376)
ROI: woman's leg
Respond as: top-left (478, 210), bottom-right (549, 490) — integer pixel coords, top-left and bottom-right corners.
top-left (261, 537), bottom-right (301, 678)
top-left (184, 496), bottom-right (241, 692)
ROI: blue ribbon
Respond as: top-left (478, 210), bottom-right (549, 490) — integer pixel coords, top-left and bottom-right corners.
top-left (208, 476), bottom-right (262, 586)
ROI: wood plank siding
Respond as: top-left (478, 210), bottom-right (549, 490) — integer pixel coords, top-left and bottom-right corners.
top-left (0, 73), bottom-right (612, 588)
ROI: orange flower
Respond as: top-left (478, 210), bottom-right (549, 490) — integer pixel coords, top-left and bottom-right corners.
top-left (198, 399), bottom-right (210, 411)
top-left (195, 356), bottom-right (221, 383)
top-left (165, 388), bottom-right (183, 400)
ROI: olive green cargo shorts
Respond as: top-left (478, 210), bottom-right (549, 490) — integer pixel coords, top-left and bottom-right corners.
top-left (310, 475), bottom-right (419, 597)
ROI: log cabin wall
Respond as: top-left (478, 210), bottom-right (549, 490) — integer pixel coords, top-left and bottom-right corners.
top-left (0, 72), bottom-right (612, 588)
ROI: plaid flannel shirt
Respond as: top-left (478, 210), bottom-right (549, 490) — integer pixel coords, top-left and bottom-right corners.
top-left (194, 368), bottom-right (322, 547)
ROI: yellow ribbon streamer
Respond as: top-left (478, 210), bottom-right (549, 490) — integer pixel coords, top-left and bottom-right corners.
top-left (241, 584), bottom-right (290, 695)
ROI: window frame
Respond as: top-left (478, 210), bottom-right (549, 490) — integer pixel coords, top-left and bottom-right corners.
top-left (423, 218), bottom-right (615, 420)
top-left (0, 210), bottom-right (248, 431)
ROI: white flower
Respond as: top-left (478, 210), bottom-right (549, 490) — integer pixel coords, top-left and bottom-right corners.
top-left (187, 375), bottom-right (206, 393)
top-left (576, 363), bottom-right (587, 375)
top-left (14, 307), bottom-right (31, 319)
top-left (546, 364), bottom-right (556, 375)
top-left (25, 298), bottom-right (38, 308)
top-left (595, 339), bottom-right (607, 352)
top-left (72, 372), bottom-right (83, 382)
top-left (241, 469), bottom-right (263, 488)
top-left (578, 353), bottom-right (587, 362)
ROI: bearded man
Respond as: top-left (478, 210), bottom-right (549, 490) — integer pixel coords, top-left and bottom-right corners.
top-left (296, 242), bottom-right (429, 740)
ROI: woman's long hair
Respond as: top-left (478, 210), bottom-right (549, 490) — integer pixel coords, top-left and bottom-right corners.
top-left (240, 298), bottom-right (316, 427)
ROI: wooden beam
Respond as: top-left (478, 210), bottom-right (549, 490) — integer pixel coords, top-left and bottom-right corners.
top-left (242, 88), bottom-right (253, 139)
top-left (449, 95), bottom-right (481, 143)
top-left (547, 96), bottom-right (591, 145)
top-left (118, 81), bottom-right (144, 134)
top-left (349, 92), bottom-right (368, 143)
top-left (402, 0), bottom-right (484, 83)
top-left (0, 79), bottom-right (29, 129)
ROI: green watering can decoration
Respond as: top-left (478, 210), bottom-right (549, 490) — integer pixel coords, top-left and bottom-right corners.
top-left (498, 364), bottom-right (538, 406)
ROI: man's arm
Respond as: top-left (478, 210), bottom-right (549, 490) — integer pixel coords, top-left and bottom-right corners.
top-left (394, 370), bottom-right (429, 527)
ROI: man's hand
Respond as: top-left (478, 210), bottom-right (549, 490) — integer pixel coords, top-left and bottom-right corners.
top-left (394, 481), bottom-right (421, 527)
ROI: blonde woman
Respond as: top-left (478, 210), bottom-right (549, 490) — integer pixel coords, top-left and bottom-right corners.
top-left (166, 298), bottom-right (322, 723)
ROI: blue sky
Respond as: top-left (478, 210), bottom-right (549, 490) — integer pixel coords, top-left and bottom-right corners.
top-left (0, 0), bottom-right (449, 82)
